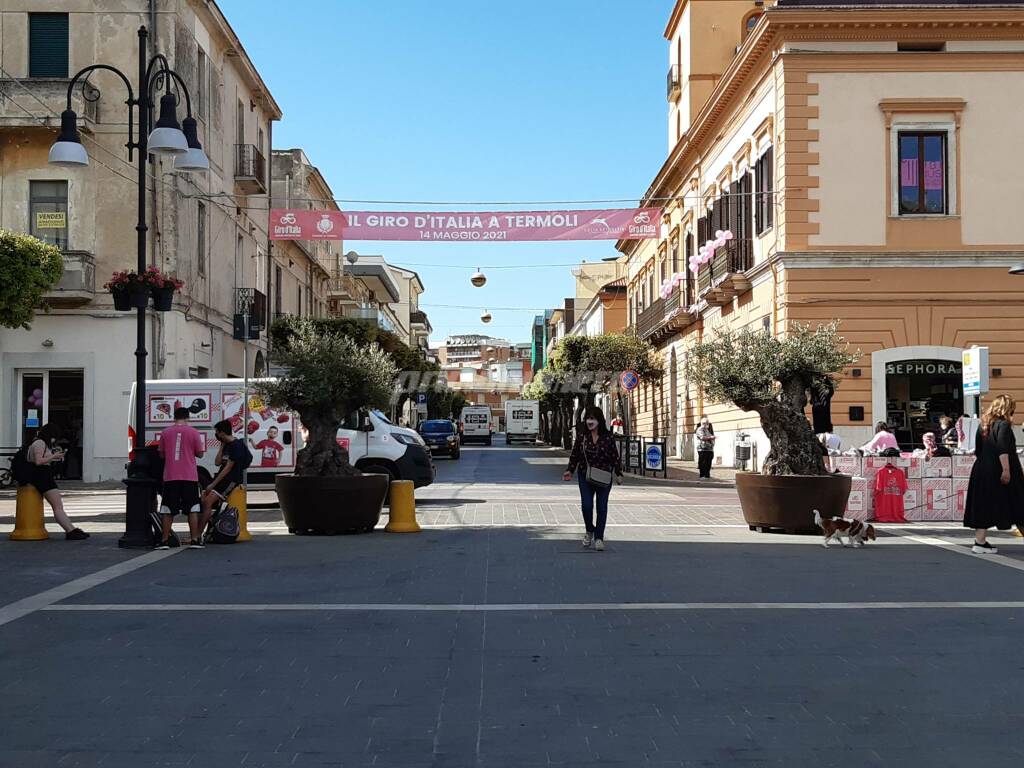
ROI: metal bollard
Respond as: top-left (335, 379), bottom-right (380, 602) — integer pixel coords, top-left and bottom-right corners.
top-left (385, 480), bottom-right (420, 533)
top-left (227, 485), bottom-right (251, 542)
top-left (11, 485), bottom-right (48, 541)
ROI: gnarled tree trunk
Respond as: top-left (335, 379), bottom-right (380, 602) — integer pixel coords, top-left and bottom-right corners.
top-left (296, 415), bottom-right (361, 477)
top-left (738, 376), bottom-right (827, 476)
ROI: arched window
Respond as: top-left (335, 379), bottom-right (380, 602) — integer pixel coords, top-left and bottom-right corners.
top-left (743, 12), bottom-right (762, 39)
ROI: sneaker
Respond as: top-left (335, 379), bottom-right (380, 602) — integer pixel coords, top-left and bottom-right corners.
top-left (595, 539), bottom-right (605, 552)
top-left (65, 528), bottom-right (89, 541)
top-left (972, 541), bottom-right (998, 554)
top-left (188, 539), bottom-right (205, 550)
top-left (582, 532), bottom-right (594, 549)
top-left (155, 540), bottom-right (171, 550)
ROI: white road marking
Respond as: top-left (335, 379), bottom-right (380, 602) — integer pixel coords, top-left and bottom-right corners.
top-left (894, 532), bottom-right (1024, 574)
top-left (41, 600), bottom-right (1024, 613)
top-left (0, 548), bottom-right (181, 627)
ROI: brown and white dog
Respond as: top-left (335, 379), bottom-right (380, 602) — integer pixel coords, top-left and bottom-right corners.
top-left (813, 510), bottom-right (877, 548)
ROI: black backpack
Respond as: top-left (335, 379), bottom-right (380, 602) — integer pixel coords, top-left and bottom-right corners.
top-left (11, 447), bottom-right (32, 485)
top-left (210, 505), bottom-right (240, 544)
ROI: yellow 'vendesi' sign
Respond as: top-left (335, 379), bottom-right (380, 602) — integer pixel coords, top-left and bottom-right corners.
top-left (35, 211), bottom-right (66, 229)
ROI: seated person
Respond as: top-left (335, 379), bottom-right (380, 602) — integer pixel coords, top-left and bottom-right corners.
top-left (860, 422), bottom-right (899, 454)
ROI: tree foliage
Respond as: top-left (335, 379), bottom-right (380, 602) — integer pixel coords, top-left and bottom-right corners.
top-left (0, 230), bottom-right (63, 329)
top-left (258, 318), bottom-right (397, 477)
top-left (687, 322), bottom-right (859, 476)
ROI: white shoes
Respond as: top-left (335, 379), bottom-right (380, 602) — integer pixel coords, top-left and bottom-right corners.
top-left (972, 541), bottom-right (998, 554)
top-left (595, 539), bottom-right (605, 552)
top-left (582, 532), bottom-right (594, 548)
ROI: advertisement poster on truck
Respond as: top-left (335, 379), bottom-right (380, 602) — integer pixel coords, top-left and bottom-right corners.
top-left (221, 390), bottom-right (296, 469)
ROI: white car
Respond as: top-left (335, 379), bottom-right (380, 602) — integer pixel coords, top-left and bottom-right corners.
top-left (460, 405), bottom-right (493, 446)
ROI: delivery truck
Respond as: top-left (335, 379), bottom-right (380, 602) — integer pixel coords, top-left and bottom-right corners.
top-left (460, 405), bottom-right (493, 445)
top-left (504, 400), bottom-right (540, 445)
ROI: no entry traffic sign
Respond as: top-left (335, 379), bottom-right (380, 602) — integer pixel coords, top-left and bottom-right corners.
top-left (619, 370), bottom-right (639, 392)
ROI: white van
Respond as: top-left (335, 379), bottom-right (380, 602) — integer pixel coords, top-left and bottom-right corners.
top-left (504, 400), bottom-right (539, 445)
top-left (130, 379), bottom-right (435, 489)
top-left (460, 405), bottom-right (493, 446)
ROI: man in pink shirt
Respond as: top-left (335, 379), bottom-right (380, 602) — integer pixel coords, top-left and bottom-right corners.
top-left (157, 407), bottom-right (206, 549)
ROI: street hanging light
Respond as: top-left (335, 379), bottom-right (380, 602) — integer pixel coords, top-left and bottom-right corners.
top-left (173, 116), bottom-right (209, 171)
top-left (48, 109), bottom-right (90, 167)
top-left (481, 310), bottom-right (492, 324)
top-left (147, 92), bottom-right (188, 154)
top-left (346, 250), bottom-right (360, 265)
top-left (471, 268), bottom-right (487, 288)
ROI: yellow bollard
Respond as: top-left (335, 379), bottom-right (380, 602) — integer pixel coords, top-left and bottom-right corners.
top-left (385, 480), bottom-right (420, 533)
top-left (11, 485), bottom-right (49, 541)
top-left (227, 485), bottom-right (251, 542)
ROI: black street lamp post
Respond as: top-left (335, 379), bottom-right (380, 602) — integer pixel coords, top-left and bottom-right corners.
top-left (49, 26), bottom-right (207, 548)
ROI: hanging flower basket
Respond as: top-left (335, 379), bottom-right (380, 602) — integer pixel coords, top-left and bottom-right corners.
top-left (144, 266), bottom-right (183, 312)
top-left (104, 270), bottom-right (148, 311)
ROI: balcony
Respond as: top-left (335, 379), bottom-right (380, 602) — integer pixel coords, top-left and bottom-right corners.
top-left (45, 250), bottom-right (95, 307)
top-left (352, 306), bottom-right (397, 333)
top-left (0, 78), bottom-right (97, 130)
top-left (636, 290), bottom-right (696, 345)
top-left (410, 309), bottom-right (432, 333)
top-left (636, 297), bottom-right (665, 340)
top-left (234, 144), bottom-right (267, 194)
top-left (666, 66), bottom-right (681, 101)
top-left (697, 238), bottom-right (753, 306)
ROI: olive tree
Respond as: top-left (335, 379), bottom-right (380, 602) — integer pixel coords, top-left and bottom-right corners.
top-left (257, 318), bottom-right (397, 476)
top-left (686, 322), bottom-right (858, 476)
top-left (0, 230), bottom-right (63, 329)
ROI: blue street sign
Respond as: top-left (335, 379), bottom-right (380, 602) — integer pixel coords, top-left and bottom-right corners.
top-left (620, 370), bottom-right (639, 392)
top-left (645, 443), bottom-right (663, 471)
top-left (416, 393), bottom-right (428, 404)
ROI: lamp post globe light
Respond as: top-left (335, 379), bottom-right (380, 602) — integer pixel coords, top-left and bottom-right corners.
top-left (48, 26), bottom-right (207, 549)
top-left (470, 268), bottom-right (487, 288)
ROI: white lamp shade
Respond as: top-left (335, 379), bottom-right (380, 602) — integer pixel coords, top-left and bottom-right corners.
top-left (173, 147), bottom-right (209, 172)
top-left (48, 140), bottom-right (89, 167)
top-left (147, 126), bottom-right (188, 155)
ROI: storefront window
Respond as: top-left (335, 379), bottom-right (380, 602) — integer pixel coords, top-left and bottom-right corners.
top-left (885, 359), bottom-right (962, 449)
top-left (29, 180), bottom-right (68, 249)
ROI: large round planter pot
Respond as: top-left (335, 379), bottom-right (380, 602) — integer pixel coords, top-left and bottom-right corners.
top-left (736, 472), bottom-right (852, 534)
top-left (276, 473), bottom-right (389, 535)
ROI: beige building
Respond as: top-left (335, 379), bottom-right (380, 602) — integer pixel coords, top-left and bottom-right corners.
top-left (269, 148), bottom-right (335, 321)
top-left (0, 0), bottom-right (280, 479)
top-left (620, 0), bottom-right (1024, 467)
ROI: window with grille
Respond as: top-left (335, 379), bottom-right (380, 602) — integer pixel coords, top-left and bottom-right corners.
top-left (755, 147), bottom-right (774, 235)
top-left (29, 13), bottom-right (68, 78)
top-left (29, 180), bottom-right (68, 249)
top-left (897, 131), bottom-right (948, 215)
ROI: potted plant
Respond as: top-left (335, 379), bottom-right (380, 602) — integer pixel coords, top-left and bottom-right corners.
top-left (256, 317), bottom-right (398, 534)
top-left (687, 322), bottom-right (860, 532)
top-left (144, 266), bottom-right (183, 312)
top-left (103, 270), bottom-right (149, 310)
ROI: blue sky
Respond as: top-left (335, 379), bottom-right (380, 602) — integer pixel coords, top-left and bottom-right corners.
top-left (220, 0), bottom-right (670, 343)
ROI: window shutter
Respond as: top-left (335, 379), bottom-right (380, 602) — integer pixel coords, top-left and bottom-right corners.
top-left (29, 14), bottom-right (69, 78)
top-left (744, 173), bottom-right (754, 240)
top-left (765, 146), bottom-right (774, 231)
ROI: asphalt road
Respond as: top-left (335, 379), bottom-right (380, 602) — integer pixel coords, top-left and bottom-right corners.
top-left (1, 438), bottom-right (1023, 767)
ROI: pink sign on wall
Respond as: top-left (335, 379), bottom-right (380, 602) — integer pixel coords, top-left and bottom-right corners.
top-left (923, 161), bottom-right (943, 191)
top-left (269, 208), bottom-right (661, 242)
top-left (900, 159), bottom-right (918, 187)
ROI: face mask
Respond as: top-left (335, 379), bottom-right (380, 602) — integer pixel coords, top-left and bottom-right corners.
top-left (585, 419), bottom-right (598, 430)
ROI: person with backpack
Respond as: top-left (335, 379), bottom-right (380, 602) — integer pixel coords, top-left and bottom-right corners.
top-left (16, 424), bottom-right (88, 540)
top-left (198, 419), bottom-right (251, 537)
top-left (156, 407), bottom-right (206, 550)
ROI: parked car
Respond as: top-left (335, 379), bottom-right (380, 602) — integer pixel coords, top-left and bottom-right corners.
top-left (417, 419), bottom-right (461, 459)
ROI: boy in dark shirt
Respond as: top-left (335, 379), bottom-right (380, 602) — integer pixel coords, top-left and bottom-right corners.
top-left (198, 419), bottom-right (249, 534)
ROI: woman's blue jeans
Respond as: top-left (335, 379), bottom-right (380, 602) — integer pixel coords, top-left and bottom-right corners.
top-left (578, 471), bottom-right (611, 540)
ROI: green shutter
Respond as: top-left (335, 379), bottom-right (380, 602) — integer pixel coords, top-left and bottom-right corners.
top-left (29, 14), bottom-right (69, 78)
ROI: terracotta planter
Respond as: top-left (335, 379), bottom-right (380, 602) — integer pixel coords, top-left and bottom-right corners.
top-left (110, 287), bottom-right (132, 311)
top-left (152, 285), bottom-right (174, 311)
top-left (736, 472), bottom-right (852, 534)
top-left (275, 472), bottom-right (389, 535)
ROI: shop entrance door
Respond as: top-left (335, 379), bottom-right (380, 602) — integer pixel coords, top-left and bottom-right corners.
top-left (16, 370), bottom-right (85, 479)
top-left (884, 359), bottom-right (962, 450)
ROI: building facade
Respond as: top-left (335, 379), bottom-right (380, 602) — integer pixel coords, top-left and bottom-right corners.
top-left (621, 0), bottom-right (1024, 467)
top-left (0, 0), bottom-right (280, 479)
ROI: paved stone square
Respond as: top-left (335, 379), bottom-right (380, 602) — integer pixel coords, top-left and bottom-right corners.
top-left (2, 441), bottom-right (1024, 767)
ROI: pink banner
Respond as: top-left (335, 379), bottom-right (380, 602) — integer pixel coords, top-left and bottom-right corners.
top-left (924, 161), bottom-right (943, 191)
top-left (900, 159), bottom-right (918, 187)
top-left (270, 208), bottom-right (661, 242)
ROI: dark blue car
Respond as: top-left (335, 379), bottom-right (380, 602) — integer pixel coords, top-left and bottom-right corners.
top-left (417, 419), bottom-right (461, 459)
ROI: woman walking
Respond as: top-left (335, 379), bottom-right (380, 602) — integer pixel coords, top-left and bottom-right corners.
top-left (695, 416), bottom-right (716, 479)
top-left (963, 395), bottom-right (1024, 554)
top-left (24, 424), bottom-right (89, 540)
top-left (562, 407), bottom-right (622, 551)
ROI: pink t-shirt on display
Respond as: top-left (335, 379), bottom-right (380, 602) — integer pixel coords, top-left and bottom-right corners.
top-left (158, 424), bottom-right (204, 482)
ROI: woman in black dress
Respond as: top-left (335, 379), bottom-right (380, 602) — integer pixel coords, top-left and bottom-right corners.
top-left (963, 395), bottom-right (1024, 554)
